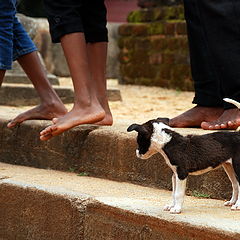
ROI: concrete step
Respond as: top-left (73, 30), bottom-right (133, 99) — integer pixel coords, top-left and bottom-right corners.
top-left (0, 83), bottom-right (122, 106)
top-left (0, 115), bottom-right (233, 200)
top-left (4, 72), bottom-right (60, 85)
top-left (1, 162), bottom-right (239, 240)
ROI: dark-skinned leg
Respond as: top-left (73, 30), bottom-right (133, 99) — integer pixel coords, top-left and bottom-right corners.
top-left (7, 51), bottom-right (67, 128)
top-left (87, 42), bottom-right (113, 125)
top-left (169, 0), bottom-right (224, 128)
top-left (198, 0), bottom-right (240, 130)
top-left (0, 70), bottom-right (6, 86)
top-left (40, 33), bottom-right (105, 141)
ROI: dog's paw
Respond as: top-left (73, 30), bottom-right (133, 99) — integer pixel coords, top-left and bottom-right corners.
top-left (224, 200), bottom-right (236, 206)
top-left (170, 207), bottom-right (182, 214)
top-left (231, 203), bottom-right (240, 211)
top-left (163, 204), bottom-right (174, 211)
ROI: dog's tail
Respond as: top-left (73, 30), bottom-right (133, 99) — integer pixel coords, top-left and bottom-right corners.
top-left (223, 98), bottom-right (240, 109)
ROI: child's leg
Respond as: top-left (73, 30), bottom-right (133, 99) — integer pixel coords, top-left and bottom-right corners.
top-left (87, 42), bottom-right (113, 125)
top-left (39, 33), bottom-right (105, 141)
top-left (7, 16), bottom-right (67, 128)
top-left (0, 70), bottom-right (6, 86)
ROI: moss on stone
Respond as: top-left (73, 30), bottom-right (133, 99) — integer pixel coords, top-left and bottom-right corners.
top-left (127, 5), bottom-right (185, 23)
top-left (127, 9), bottom-right (153, 23)
top-left (147, 22), bottom-right (164, 35)
top-left (128, 10), bottom-right (144, 23)
top-left (163, 6), bottom-right (177, 20)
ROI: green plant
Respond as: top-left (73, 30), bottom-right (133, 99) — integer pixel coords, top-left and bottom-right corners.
top-left (77, 172), bottom-right (89, 177)
top-left (192, 190), bottom-right (211, 199)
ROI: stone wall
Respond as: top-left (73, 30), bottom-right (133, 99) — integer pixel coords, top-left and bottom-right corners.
top-left (118, 4), bottom-right (193, 91)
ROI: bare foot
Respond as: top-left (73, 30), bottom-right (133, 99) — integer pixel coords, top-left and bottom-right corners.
top-left (7, 102), bottom-right (67, 128)
top-left (95, 113), bottom-right (113, 126)
top-left (40, 106), bottom-right (105, 141)
top-left (201, 108), bottom-right (240, 130)
top-left (169, 106), bottom-right (224, 128)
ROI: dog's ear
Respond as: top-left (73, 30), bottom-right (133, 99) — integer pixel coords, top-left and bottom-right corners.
top-left (156, 117), bottom-right (170, 126)
top-left (127, 124), bottom-right (148, 135)
top-left (127, 124), bottom-right (140, 132)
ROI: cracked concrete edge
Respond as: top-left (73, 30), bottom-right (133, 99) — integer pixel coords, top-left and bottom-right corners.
top-left (1, 180), bottom-right (239, 240)
top-left (0, 117), bottom-right (234, 200)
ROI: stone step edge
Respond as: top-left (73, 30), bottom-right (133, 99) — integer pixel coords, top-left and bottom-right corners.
top-left (0, 164), bottom-right (239, 240)
top-left (0, 83), bottom-right (121, 106)
top-left (0, 116), bottom-right (233, 201)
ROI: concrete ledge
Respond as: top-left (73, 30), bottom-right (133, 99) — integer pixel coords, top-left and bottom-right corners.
top-left (0, 163), bottom-right (240, 240)
top-left (0, 83), bottom-right (121, 106)
top-left (4, 72), bottom-right (59, 85)
top-left (0, 116), bottom-right (233, 200)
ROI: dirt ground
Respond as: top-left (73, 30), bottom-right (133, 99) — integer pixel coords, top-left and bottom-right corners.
top-left (0, 78), bottom-right (195, 125)
top-left (60, 77), bottom-right (195, 124)
top-left (110, 83), bottom-right (194, 123)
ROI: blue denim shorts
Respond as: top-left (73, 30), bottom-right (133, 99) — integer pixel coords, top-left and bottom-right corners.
top-left (0, 0), bottom-right (37, 70)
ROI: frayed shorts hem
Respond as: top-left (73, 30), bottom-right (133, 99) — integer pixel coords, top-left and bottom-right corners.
top-left (0, 63), bottom-right (12, 70)
top-left (13, 46), bottom-right (37, 61)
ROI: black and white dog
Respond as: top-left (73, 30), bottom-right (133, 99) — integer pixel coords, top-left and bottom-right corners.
top-left (127, 98), bottom-right (240, 214)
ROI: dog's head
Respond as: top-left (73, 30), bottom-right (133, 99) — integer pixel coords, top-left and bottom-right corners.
top-left (127, 118), bottom-right (173, 159)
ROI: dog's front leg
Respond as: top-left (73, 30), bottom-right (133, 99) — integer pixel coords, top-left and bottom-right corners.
top-left (170, 176), bottom-right (187, 214)
top-left (164, 173), bottom-right (176, 211)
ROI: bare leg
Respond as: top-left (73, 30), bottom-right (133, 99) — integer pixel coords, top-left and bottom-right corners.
top-left (40, 33), bottom-right (105, 141)
top-left (7, 51), bottom-right (67, 128)
top-left (87, 42), bottom-right (113, 125)
top-left (169, 106), bottom-right (224, 128)
top-left (0, 70), bottom-right (6, 86)
top-left (201, 109), bottom-right (240, 130)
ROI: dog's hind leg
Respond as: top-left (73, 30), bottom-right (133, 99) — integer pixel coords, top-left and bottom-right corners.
top-left (222, 161), bottom-right (239, 206)
top-left (231, 184), bottom-right (240, 210)
top-left (164, 173), bottom-right (176, 211)
top-left (231, 157), bottom-right (240, 210)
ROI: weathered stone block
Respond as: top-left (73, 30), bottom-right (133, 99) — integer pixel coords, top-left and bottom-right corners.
top-left (164, 22), bottom-right (176, 35)
top-left (129, 6), bottom-right (184, 23)
top-left (149, 53), bottom-right (162, 65)
top-left (162, 53), bottom-right (175, 64)
top-left (119, 4), bottom-right (192, 90)
top-left (0, 83), bottom-right (122, 106)
top-left (119, 23), bottom-right (148, 36)
top-left (127, 8), bottom-right (155, 23)
top-left (150, 36), bottom-right (167, 50)
top-left (176, 21), bottom-right (187, 35)
top-left (147, 22), bottom-right (164, 35)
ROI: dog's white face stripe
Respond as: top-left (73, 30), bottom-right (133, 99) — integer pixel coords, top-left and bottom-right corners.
top-left (151, 122), bottom-right (172, 149)
top-left (137, 122), bottom-right (172, 159)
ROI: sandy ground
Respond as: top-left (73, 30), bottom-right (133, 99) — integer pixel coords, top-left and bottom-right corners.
top-left (60, 77), bottom-right (195, 124)
top-left (110, 83), bottom-right (194, 123)
top-left (0, 78), bottom-right (195, 125)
